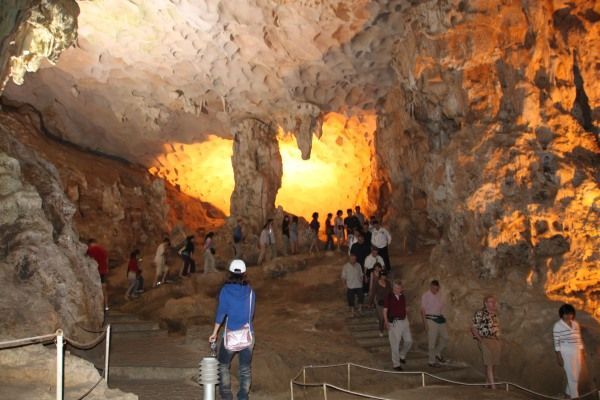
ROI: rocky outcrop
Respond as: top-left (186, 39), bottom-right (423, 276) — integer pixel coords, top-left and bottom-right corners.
top-left (0, 345), bottom-right (137, 399)
top-left (0, 130), bottom-right (102, 341)
top-left (374, 1), bottom-right (599, 318)
top-left (230, 118), bottom-right (282, 232)
top-left (0, 0), bottom-right (79, 92)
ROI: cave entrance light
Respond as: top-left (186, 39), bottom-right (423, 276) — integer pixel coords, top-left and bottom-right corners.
top-left (148, 112), bottom-right (377, 225)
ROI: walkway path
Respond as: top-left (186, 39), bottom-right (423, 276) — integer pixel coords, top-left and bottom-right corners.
top-left (102, 311), bottom-right (205, 400)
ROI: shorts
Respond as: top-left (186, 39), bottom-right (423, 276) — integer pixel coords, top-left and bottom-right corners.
top-left (346, 288), bottom-right (363, 307)
top-left (479, 337), bottom-right (501, 366)
top-left (100, 274), bottom-right (107, 284)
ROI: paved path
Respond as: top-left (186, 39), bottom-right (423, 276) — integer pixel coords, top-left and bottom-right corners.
top-left (102, 311), bottom-right (207, 400)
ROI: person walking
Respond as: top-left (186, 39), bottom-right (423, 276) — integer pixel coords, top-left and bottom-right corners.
top-left (289, 216), bottom-right (299, 255)
top-left (203, 232), bottom-right (217, 273)
top-left (420, 280), bottom-right (448, 367)
top-left (368, 267), bottom-right (391, 336)
top-left (341, 254), bottom-right (363, 317)
top-left (324, 213), bottom-right (334, 251)
top-left (232, 219), bottom-right (243, 259)
top-left (153, 237), bottom-right (170, 287)
top-left (371, 219), bottom-right (392, 272)
top-left (363, 246), bottom-right (385, 294)
top-left (308, 212), bottom-right (320, 254)
top-left (471, 295), bottom-right (501, 389)
top-left (86, 238), bottom-right (109, 311)
top-left (282, 215), bottom-right (290, 256)
top-left (344, 209), bottom-right (360, 246)
top-left (383, 279), bottom-right (413, 371)
top-left (178, 235), bottom-right (196, 277)
top-left (209, 260), bottom-right (256, 400)
top-left (354, 205), bottom-right (366, 226)
top-left (553, 303), bottom-right (585, 399)
top-left (334, 209), bottom-right (345, 251)
top-left (257, 220), bottom-right (275, 265)
top-left (125, 249), bottom-right (141, 300)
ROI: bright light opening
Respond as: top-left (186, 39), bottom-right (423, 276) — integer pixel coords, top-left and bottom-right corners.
top-left (148, 112), bottom-right (377, 221)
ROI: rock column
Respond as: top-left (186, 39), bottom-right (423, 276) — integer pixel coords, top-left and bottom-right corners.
top-left (230, 118), bottom-right (282, 233)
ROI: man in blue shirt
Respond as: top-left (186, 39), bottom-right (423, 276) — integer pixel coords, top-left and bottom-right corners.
top-left (209, 260), bottom-right (255, 400)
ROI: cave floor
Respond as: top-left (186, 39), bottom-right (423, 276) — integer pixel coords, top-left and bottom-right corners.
top-left (102, 248), bottom-right (533, 400)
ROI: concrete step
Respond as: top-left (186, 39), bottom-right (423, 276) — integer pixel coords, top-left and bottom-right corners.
top-left (111, 329), bottom-right (167, 338)
top-left (111, 321), bottom-right (161, 333)
top-left (106, 311), bottom-right (141, 322)
top-left (355, 337), bottom-right (389, 347)
top-left (349, 323), bottom-right (380, 332)
top-left (351, 330), bottom-right (384, 339)
top-left (108, 365), bottom-right (198, 381)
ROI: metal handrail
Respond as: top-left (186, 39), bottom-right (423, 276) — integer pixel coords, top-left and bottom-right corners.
top-left (290, 362), bottom-right (600, 400)
top-left (0, 325), bottom-right (112, 400)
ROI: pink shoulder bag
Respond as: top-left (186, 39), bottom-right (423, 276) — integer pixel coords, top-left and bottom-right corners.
top-left (224, 290), bottom-right (253, 351)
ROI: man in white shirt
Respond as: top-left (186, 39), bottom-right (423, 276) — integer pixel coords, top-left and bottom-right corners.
top-left (420, 280), bottom-right (448, 367)
top-left (341, 254), bottom-right (364, 317)
top-left (371, 219), bottom-right (392, 272)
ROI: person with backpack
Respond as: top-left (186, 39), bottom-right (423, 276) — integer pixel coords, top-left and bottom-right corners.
top-left (209, 260), bottom-right (256, 400)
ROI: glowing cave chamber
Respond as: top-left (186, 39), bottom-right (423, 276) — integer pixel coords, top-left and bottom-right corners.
top-left (148, 112), bottom-right (377, 221)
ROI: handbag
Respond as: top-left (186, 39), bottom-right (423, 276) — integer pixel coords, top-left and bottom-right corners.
top-left (224, 290), bottom-right (253, 351)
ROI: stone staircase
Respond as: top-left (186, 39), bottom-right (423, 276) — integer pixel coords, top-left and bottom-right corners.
top-left (347, 309), bottom-right (478, 382)
top-left (103, 311), bottom-right (204, 400)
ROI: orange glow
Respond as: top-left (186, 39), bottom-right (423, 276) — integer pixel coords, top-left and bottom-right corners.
top-left (148, 112), bottom-right (377, 221)
top-left (148, 135), bottom-right (234, 214)
top-left (276, 112), bottom-right (376, 221)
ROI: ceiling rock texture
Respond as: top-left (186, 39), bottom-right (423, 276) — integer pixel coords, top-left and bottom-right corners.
top-left (0, 0), bottom-right (599, 384)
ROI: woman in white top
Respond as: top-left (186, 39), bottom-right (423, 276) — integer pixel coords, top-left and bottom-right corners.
top-left (203, 232), bottom-right (217, 273)
top-left (553, 303), bottom-right (585, 399)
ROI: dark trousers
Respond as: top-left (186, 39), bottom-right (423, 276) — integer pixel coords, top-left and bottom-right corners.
top-left (182, 254), bottom-right (196, 275)
top-left (218, 338), bottom-right (253, 400)
top-left (325, 232), bottom-right (334, 250)
top-left (378, 246), bottom-right (391, 272)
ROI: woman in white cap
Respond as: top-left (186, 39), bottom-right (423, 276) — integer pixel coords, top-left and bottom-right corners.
top-left (209, 259), bottom-right (256, 400)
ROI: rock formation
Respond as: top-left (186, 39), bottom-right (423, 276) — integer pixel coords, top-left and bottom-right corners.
top-left (230, 118), bottom-right (282, 232)
top-left (0, 122), bottom-right (102, 341)
top-left (0, 0), bottom-right (79, 91)
top-left (0, 345), bottom-right (136, 399)
top-left (373, 0), bottom-right (599, 319)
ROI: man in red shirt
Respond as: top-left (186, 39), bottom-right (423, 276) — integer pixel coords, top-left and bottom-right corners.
top-left (383, 279), bottom-right (413, 371)
top-left (86, 239), bottom-right (109, 311)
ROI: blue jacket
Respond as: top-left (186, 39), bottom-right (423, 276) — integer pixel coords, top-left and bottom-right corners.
top-left (215, 283), bottom-right (255, 331)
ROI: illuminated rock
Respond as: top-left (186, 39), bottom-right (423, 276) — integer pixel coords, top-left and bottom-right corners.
top-left (230, 118), bottom-right (282, 232)
top-left (0, 0), bottom-right (79, 91)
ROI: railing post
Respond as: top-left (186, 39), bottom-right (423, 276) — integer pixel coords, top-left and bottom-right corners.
top-left (56, 330), bottom-right (64, 400)
top-left (322, 383), bottom-right (327, 400)
top-left (347, 363), bottom-right (351, 390)
top-left (505, 383), bottom-right (509, 392)
top-left (104, 324), bottom-right (111, 385)
top-left (421, 372), bottom-right (425, 387)
top-left (290, 379), bottom-right (294, 400)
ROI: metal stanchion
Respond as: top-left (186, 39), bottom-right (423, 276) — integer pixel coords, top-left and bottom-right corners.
top-left (199, 341), bottom-right (219, 400)
top-left (421, 372), bottom-right (425, 387)
top-left (322, 383), bottom-right (328, 400)
top-left (347, 363), bottom-right (351, 390)
top-left (104, 324), bottom-right (111, 385)
top-left (56, 330), bottom-right (64, 400)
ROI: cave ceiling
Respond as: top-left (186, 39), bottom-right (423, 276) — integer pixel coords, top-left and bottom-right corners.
top-left (2, 0), bottom-right (423, 164)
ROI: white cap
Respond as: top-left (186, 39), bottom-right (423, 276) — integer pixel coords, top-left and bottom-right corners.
top-left (229, 259), bottom-right (246, 274)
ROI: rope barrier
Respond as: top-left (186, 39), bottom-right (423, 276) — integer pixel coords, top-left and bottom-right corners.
top-left (64, 331), bottom-right (106, 350)
top-left (0, 326), bottom-right (111, 400)
top-left (75, 377), bottom-right (104, 400)
top-left (291, 362), bottom-right (600, 400)
top-left (0, 333), bottom-right (57, 349)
